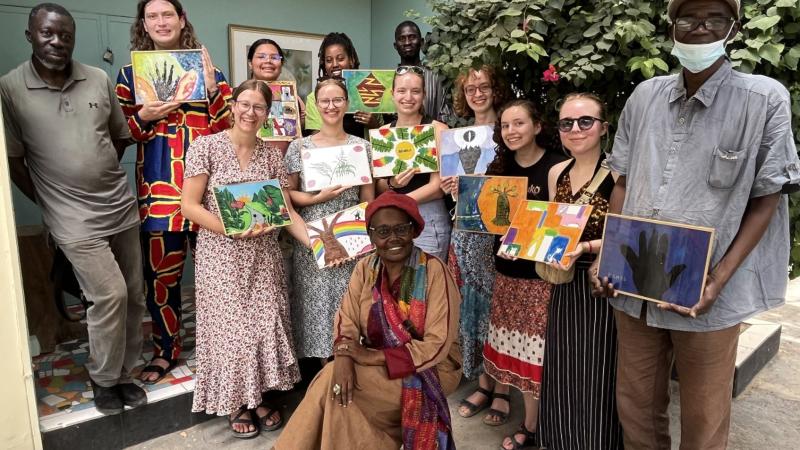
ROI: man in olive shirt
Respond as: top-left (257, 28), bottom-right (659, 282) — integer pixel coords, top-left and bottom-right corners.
top-left (1, 3), bottom-right (146, 415)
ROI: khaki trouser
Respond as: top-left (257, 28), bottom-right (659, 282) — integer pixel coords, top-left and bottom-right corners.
top-left (614, 308), bottom-right (739, 450)
top-left (60, 225), bottom-right (145, 387)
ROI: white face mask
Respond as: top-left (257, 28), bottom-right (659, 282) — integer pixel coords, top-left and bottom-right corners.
top-left (670, 24), bottom-right (735, 73)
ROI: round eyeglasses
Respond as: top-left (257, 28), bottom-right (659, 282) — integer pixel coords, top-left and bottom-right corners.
top-left (557, 116), bottom-right (603, 132)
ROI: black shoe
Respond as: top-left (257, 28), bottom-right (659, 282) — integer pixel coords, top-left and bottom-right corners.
top-left (116, 383), bottom-right (148, 408)
top-left (90, 380), bottom-right (124, 415)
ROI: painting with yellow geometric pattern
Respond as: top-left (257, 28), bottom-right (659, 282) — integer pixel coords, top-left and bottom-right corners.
top-left (369, 125), bottom-right (438, 177)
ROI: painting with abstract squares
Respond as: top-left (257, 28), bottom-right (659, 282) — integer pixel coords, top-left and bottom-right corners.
top-left (306, 202), bottom-right (374, 269)
top-left (454, 175), bottom-right (528, 235)
top-left (258, 81), bottom-right (301, 141)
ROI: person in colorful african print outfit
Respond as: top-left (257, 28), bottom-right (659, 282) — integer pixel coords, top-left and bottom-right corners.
top-left (115, 0), bottom-right (232, 384)
top-left (274, 192), bottom-right (462, 450)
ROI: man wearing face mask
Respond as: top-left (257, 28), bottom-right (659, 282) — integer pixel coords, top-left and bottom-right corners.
top-left (590, 0), bottom-right (800, 448)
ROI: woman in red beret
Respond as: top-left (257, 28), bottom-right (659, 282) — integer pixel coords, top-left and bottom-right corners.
top-left (274, 191), bottom-right (463, 450)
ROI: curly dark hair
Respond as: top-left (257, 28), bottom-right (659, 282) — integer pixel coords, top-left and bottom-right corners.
top-left (317, 32), bottom-right (360, 79)
top-left (130, 0), bottom-right (200, 51)
top-left (452, 65), bottom-right (510, 118)
top-left (487, 99), bottom-right (559, 175)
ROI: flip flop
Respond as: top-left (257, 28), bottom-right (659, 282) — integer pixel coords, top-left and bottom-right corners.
top-left (483, 393), bottom-right (511, 426)
top-left (458, 386), bottom-right (493, 418)
top-left (139, 357), bottom-right (176, 385)
top-left (228, 408), bottom-right (259, 439)
top-left (256, 404), bottom-right (284, 432)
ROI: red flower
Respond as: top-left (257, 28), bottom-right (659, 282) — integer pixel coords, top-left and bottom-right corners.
top-left (542, 64), bottom-right (560, 83)
top-left (230, 200), bottom-right (244, 209)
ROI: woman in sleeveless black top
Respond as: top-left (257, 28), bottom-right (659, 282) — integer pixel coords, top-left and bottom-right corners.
top-left (538, 93), bottom-right (624, 450)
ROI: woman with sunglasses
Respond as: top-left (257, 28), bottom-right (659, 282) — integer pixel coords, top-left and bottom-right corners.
top-left (438, 66), bottom-right (513, 419)
top-left (305, 32), bottom-right (381, 138)
top-left (538, 93), bottom-right (623, 450)
top-left (486, 99), bottom-right (567, 450)
top-left (375, 66), bottom-right (451, 260)
top-left (274, 191), bottom-right (462, 450)
top-left (283, 78), bottom-right (374, 363)
top-left (181, 80), bottom-right (310, 438)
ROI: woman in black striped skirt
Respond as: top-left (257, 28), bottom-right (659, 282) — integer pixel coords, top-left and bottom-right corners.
top-left (538, 93), bottom-right (624, 449)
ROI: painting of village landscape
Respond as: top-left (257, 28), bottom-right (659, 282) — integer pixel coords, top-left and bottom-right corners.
top-left (306, 202), bottom-right (374, 269)
top-left (300, 143), bottom-right (372, 191)
top-left (598, 214), bottom-right (715, 307)
top-left (369, 125), bottom-right (438, 177)
top-left (259, 80), bottom-right (301, 141)
top-left (439, 125), bottom-right (496, 177)
top-left (454, 175), bottom-right (527, 235)
top-left (499, 201), bottom-right (593, 266)
top-left (342, 70), bottom-right (396, 114)
top-left (132, 50), bottom-right (206, 104)
top-left (212, 179), bottom-right (291, 236)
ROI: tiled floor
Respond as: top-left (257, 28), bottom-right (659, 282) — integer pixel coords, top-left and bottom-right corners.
top-left (33, 294), bottom-right (198, 432)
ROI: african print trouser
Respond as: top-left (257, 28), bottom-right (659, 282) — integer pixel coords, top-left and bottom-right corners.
top-left (142, 231), bottom-right (196, 361)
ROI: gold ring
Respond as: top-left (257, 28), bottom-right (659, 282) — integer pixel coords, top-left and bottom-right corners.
top-left (332, 384), bottom-right (341, 395)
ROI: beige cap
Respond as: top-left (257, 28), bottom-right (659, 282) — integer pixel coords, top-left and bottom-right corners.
top-left (668, 0), bottom-right (740, 20)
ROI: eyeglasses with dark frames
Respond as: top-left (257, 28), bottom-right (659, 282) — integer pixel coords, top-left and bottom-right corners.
top-left (674, 16), bottom-right (734, 32)
top-left (557, 116), bottom-right (604, 132)
top-left (368, 222), bottom-right (414, 239)
top-left (465, 83), bottom-right (492, 96)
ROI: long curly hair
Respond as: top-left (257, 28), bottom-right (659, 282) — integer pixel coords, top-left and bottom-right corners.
top-left (317, 32), bottom-right (360, 79)
top-left (452, 65), bottom-right (510, 118)
top-left (130, 0), bottom-right (200, 51)
top-left (487, 99), bottom-right (559, 175)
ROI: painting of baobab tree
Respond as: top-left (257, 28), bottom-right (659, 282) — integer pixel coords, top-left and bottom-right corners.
top-left (212, 179), bottom-right (291, 236)
top-left (454, 175), bottom-right (527, 235)
top-left (439, 125), bottom-right (496, 177)
top-left (306, 202), bottom-right (374, 269)
top-left (598, 214), bottom-right (715, 307)
top-left (300, 143), bottom-right (372, 191)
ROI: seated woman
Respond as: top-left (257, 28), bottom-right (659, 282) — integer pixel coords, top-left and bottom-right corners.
top-left (274, 191), bottom-right (462, 450)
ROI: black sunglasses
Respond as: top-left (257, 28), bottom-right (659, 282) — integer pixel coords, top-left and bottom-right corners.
top-left (557, 116), bottom-right (604, 132)
top-left (396, 65), bottom-right (425, 76)
top-left (368, 222), bottom-right (414, 239)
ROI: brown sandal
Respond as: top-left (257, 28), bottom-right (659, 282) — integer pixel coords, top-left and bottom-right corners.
top-left (228, 407), bottom-right (259, 439)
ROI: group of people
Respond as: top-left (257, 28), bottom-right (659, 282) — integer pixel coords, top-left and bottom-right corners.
top-left (4, 0), bottom-right (798, 449)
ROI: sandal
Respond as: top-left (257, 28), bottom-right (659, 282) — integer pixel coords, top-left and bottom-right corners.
top-left (255, 403), bottom-right (283, 432)
top-left (458, 386), bottom-right (493, 418)
top-left (482, 392), bottom-right (511, 426)
top-left (501, 423), bottom-right (537, 450)
top-left (228, 408), bottom-right (259, 439)
top-left (139, 357), bottom-right (176, 385)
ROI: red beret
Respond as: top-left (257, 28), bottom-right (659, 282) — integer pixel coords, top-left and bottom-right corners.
top-left (365, 191), bottom-right (425, 238)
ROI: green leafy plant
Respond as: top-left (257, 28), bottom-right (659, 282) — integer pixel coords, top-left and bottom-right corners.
top-left (422, 0), bottom-right (800, 276)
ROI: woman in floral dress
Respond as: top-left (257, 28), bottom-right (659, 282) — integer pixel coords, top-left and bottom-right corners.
top-left (284, 78), bottom-right (374, 360)
top-left (181, 80), bottom-right (310, 438)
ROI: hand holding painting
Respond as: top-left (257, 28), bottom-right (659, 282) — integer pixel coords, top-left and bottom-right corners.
top-left (390, 167), bottom-right (421, 189)
top-left (201, 46), bottom-right (218, 96)
top-left (138, 100), bottom-right (181, 122)
top-left (314, 184), bottom-right (349, 202)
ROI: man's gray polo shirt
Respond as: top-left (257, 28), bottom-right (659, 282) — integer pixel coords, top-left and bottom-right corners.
top-left (607, 60), bottom-right (800, 332)
top-left (1, 60), bottom-right (138, 244)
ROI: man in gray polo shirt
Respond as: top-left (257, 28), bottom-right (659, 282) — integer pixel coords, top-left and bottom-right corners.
top-left (1, 3), bottom-right (146, 415)
top-left (591, 0), bottom-right (799, 447)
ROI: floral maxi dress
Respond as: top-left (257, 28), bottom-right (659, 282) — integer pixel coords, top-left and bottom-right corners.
top-left (185, 132), bottom-right (300, 415)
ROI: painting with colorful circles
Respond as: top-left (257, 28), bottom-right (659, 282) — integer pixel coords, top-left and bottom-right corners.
top-left (306, 202), bottom-right (374, 269)
top-left (299, 143), bottom-right (373, 192)
top-left (369, 125), bottom-right (439, 178)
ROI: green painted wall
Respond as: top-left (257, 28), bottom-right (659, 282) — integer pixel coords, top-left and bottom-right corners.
top-left (369, 0), bottom-right (434, 69)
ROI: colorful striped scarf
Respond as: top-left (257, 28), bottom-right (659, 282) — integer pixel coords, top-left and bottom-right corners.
top-left (366, 248), bottom-right (456, 450)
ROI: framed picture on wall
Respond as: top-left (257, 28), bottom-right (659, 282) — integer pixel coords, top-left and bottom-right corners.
top-left (228, 24), bottom-right (324, 102)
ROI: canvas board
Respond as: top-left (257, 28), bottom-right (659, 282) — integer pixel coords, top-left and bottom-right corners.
top-left (369, 125), bottom-right (438, 178)
top-left (341, 70), bottom-right (396, 114)
top-left (454, 175), bottom-right (528, 235)
top-left (300, 143), bottom-right (372, 191)
top-left (439, 125), bottom-right (496, 177)
top-left (131, 50), bottom-right (206, 104)
top-left (258, 81), bottom-right (301, 141)
top-left (499, 201), bottom-right (593, 266)
top-left (212, 179), bottom-right (292, 236)
top-left (597, 213), bottom-right (715, 307)
top-left (306, 202), bottom-right (374, 269)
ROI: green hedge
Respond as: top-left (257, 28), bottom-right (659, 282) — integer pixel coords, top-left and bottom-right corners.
top-left (418, 0), bottom-right (800, 276)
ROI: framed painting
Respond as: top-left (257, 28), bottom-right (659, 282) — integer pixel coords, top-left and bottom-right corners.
top-left (131, 49), bottom-right (206, 104)
top-left (439, 125), bottom-right (496, 177)
top-left (498, 201), bottom-right (593, 266)
top-left (258, 80), bottom-right (301, 141)
top-left (597, 214), bottom-right (715, 307)
top-left (369, 125), bottom-right (438, 177)
top-left (212, 179), bottom-right (292, 236)
top-left (300, 143), bottom-right (372, 191)
top-left (228, 25), bottom-right (323, 101)
top-left (341, 70), bottom-right (396, 114)
top-left (306, 202), bottom-right (374, 269)
top-left (454, 175), bottom-right (527, 235)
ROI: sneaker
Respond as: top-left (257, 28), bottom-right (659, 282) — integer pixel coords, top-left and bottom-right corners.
top-left (116, 383), bottom-right (148, 408)
top-left (90, 380), bottom-right (123, 415)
